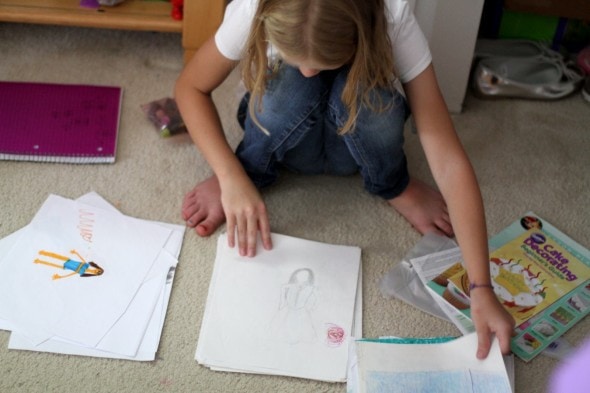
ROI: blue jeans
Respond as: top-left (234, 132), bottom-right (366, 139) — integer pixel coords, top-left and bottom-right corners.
top-left (236, 63), bottom-right (410, 200)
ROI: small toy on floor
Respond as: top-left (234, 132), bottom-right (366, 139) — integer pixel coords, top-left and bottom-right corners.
top-left (141, 97), bottom-right (187, 137)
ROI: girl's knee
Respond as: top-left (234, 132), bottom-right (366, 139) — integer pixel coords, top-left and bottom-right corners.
top-left (263, 65), bottom-right (327, 111)
top-left (245, 65), bottom-right (329, 134)
top-left (328, 68), bottom-right (408, 136)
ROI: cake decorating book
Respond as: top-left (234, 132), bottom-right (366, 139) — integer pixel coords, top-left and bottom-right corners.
top-left (413, 212), bottom-right (590, 362)
top-left (0, 81), bottom-right (122, 164)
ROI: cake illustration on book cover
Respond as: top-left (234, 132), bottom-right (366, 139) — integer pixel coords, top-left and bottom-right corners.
top-left (0, 81), bottom-right (122, 164)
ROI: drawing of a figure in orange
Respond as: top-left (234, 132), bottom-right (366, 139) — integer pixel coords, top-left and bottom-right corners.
top-left (34, 250), bottom-right (104, 280)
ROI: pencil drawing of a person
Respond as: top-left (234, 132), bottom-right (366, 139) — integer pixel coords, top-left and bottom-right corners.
top-left (270, 268), bottom-right (318, 344)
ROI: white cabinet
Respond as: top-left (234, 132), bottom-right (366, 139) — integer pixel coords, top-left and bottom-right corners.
top-left (410, 0), bottom-right (485, 112)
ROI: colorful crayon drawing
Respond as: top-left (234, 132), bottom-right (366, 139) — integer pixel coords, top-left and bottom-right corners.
top-left (33, 249), bottom-right (104, 280)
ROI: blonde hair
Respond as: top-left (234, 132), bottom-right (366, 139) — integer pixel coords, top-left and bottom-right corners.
top-left (242, 0), bottom-right (396, 135)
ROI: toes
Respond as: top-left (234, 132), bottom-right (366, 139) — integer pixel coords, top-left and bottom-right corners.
top-left (181, 198), bottom-right (198, 221)
top-left (195, 223), bottom-right (212, 237)
top-left (415, 222), bottom-right (445, 237)
top-left (181, 177), bottom-right (225, 237)
top-left (194, 213), bottom-right (226, 237)
top-left (185, 212), bottom-right (204, 228)
top-left (436, 218), bottom-right (454, 237)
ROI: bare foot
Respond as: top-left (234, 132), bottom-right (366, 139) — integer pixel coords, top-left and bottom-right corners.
top-left (182, 176), bottom-right (226, 237)
top-left (387, 178), bottom-right (454, 236)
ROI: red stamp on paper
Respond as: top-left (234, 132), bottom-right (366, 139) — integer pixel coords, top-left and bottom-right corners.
top-left (326, 323), bottom-right (345, 347)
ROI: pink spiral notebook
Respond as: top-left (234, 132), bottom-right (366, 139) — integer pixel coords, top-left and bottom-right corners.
top-left (0, 81), bottom-right (123, 164)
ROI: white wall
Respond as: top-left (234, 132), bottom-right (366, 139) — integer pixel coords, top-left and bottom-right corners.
top-left (410, 0), bottom-right (484, 113)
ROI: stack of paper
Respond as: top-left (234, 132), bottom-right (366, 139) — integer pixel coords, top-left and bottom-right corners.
top-left (196, 233), bottom-right (362, 382)
top-left (347, 333), bottom-right (513, 393)
top-left (0, 192), bottom-right (184, 361)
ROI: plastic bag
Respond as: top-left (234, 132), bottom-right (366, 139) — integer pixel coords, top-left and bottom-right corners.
top-left (380, 232), bottom-right (457, 320)
top-left (141, 97), bottom-right (187, 137)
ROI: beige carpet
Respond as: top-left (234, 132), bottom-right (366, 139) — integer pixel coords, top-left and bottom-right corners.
top-left (0, 22), bottom-right (589, 393)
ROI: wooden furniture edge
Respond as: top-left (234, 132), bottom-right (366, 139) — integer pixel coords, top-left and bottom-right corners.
top-left (0, 0), bottom-right (227, 63)
top-left (182, 1), bottom-right (226, 63)
top-left (0, 1), bottom-right (181, 32)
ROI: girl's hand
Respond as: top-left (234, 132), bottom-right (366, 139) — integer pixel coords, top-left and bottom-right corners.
top-left (219, 173), bottom-right (272, 257)
top-left (469, 287), bottom-right (515, 359)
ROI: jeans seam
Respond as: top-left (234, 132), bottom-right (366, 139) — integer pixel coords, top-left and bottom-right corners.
top-left (268, 92), bottom-right (326, 153)
top-left (346, 132), bottom-right (379, 191)
top-left (253, 91), bottom-right (327, 179)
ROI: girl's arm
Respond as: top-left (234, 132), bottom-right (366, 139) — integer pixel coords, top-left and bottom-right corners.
top-left (175, 37), bottom-right (272, 257)
top-left (403, 64), bottom-right (515, 359)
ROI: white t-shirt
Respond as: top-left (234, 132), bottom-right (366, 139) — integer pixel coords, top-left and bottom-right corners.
top-left (214, 0), bottom-right (431, 83)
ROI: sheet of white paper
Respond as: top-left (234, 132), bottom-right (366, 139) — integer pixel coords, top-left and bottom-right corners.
top-left (196, 233), bottom-right (361, 382)
top-left (5, 192), bottom-right (185, 360)
top-left (347, 336), bottom-right (361, 393)
top-left (9, 251), bottom-right (178, 360)
top-left (76, 192), bottom-right (185, 258)
top-left (0, 228), bottom-right (26, 331)
top-left (208, 265), bottom-right (364, 377)
top-left (355, 333), bottom-right (511, 393)
top-left (348, 339), bottom-right (515, 393)
top-left (352, 269), bottom-right (363, 338)
top-left (91, 250), bottom-right (175, 355)
top-left (0, 195), bottom-right (173, 346)
top-left (0, 224), bottom-right (64, 343)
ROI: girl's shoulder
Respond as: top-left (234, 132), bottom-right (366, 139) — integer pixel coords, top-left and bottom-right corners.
top-left (226, 0), bottom-right (258, 15)
top-left (383, 0), bottom-right (432, 83)
top-left (215, 0), bottom-right (259, 60)
top-left (384, 0), bottom-right (413, 25)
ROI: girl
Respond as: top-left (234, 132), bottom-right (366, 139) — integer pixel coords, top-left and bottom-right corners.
top-left (175, 0), bottom-right (514, 359)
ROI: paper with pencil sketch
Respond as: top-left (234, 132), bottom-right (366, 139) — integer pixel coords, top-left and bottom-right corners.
top-left (349, 333), bottom-right (512, 393)
top-left (196, 233), bottom-right (362, 382)
top-left (0, 192), bottom-right (184, 360)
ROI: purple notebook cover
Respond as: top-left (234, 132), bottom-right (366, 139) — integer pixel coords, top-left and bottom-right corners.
top-left (0, 81), bottom-right (122, 164)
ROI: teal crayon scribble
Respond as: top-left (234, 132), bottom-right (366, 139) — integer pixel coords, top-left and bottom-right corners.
top-left (359, 336), bottom-right (457, 345)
